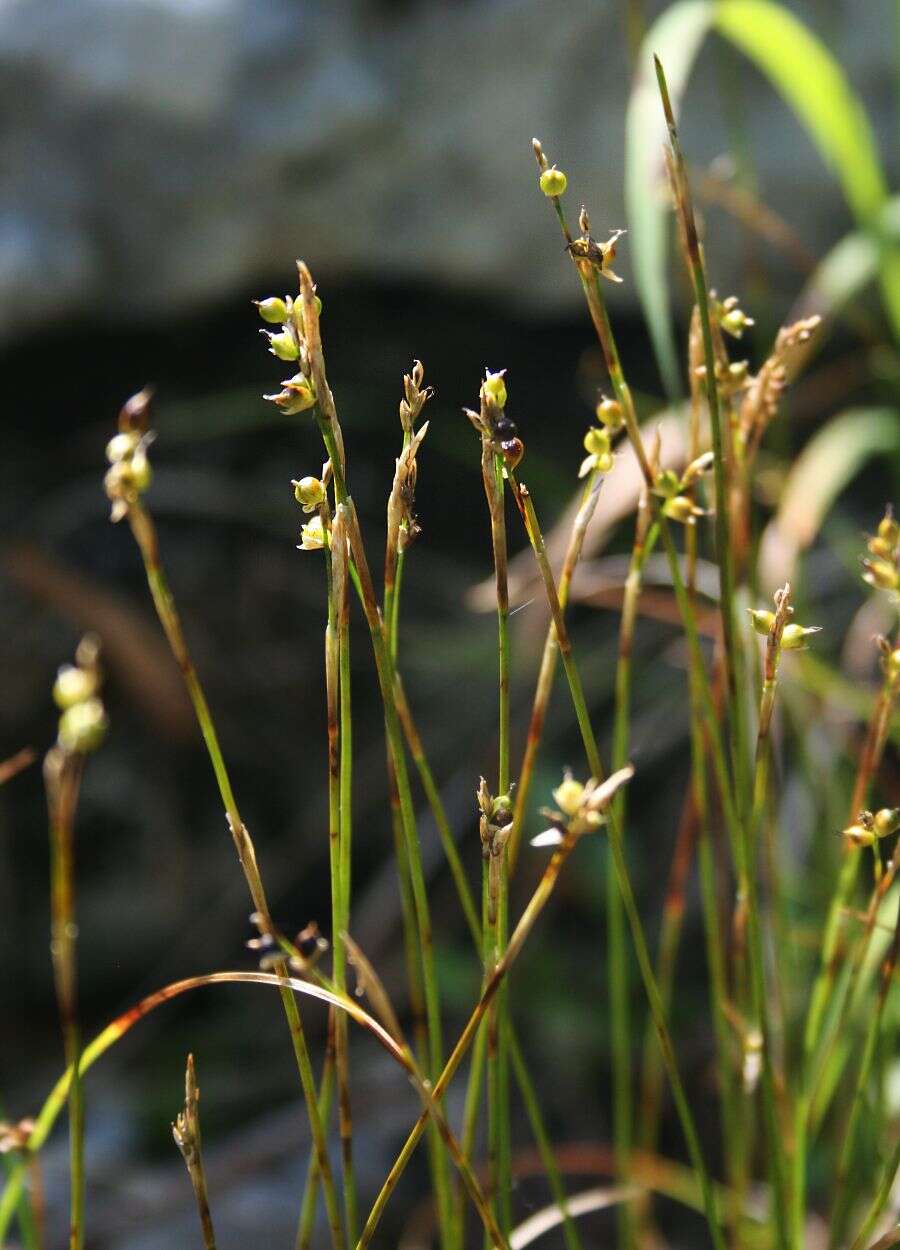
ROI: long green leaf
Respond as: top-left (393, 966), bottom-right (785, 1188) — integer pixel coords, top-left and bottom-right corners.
top-left (713, 2), bottom-right (887, 224)
top-left (626, 0), bottom-right (897, 389)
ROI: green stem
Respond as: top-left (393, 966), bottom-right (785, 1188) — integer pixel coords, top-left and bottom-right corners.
top-left (848, 1136), bottom-right (900, 1250)
top-left (509, 470), bottom-right (603, 871)
top-left (294, 1015), bottom-right (337, 1250)
top-left (509, 1030), bottom-right (584, 1250)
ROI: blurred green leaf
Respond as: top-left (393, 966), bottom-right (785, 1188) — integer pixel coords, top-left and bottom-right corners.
top-left (625, 0), bottom-right (713, 399)
top-left (714, 2), bottom-right (886, 224)
top-left (627, 0), bottom-right (896, 390)
top-left (759, 407), bottom-right (899, 587)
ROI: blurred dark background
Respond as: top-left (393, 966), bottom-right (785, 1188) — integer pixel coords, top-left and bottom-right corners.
top-left (1, 2), bottom-right (898, 1246)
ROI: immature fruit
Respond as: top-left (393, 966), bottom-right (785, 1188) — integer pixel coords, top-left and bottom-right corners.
top-left (293, 476), bottom-right (326, 509)
top-left (596, 396), bottom-right (624, 431)
top-left (255, 297), bottom-right (289, 324)
top-left (481, 370), bottom-right (507, 409)
top-left (53, 665), bottom-right (97, 710)
top-left (58, 698), bottom-right (107, 754)
top-left (539, 167), bottom-right (567, 197)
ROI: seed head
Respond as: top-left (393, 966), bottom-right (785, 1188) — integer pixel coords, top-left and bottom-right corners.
top-left (595, 395), bottom-right (624, 431)
top-left (539, 166), bottom-right (567, 198)
top-left (293, 475), bottom-right (326, 512)
top-left (254, 297), bottom-right (289, 324)
top-left (58, 698), bottom-right (107, 754)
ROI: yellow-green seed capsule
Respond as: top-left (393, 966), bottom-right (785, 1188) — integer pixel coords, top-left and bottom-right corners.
top-left (596, 396), bottom-right (624, 431)
top-left (583, 427), bottom-right (611, 457)
top-left (255, 297), bottom-right (289, 324)
top-left (594, 450), bottom-right (614, 474)
top-left (842, 821), bottom-right (875, 848)
top-left (781, 623), bottom-right (820, 650)
top-left (662, 495), bottom-right (695, 523)
top-left (105, 431), bottom-right (140, 464)
top-left (749, 609), bottom-right (776, 636)
top-left (293, 476), bottom-right (326, 510)
top-left (654, 468), bottom-right (681, 499)
top-left (888, 647), bottom-right (900, 680)
top-left (539, 167), bottom-right (567, 198)
top-left (53, 665), bottom-right (97, 710)
top-left (553, 776), bottom-right (584, 818)
top-left (868, 536), bottom-right (894, 560)
top-left (877, 512), bottom-right (899, 548)
top-left (482, 370), bottom-right (507, 409)
top-left (863, 558), bottom-right (899, 591)
top-left (129, 448), bottom-right (152, 493)
top-left (58, 698), bottom-right (107, 754)
top-left (720, 308), bottom-right (754, 338)
top-left (873, 808), bottom-right (900, 838)
top-left (267, 331), bottom-right (300, 362)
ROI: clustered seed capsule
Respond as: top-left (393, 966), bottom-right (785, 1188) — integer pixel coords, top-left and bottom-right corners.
top-left (292, 475), bottom-right (326, 512)
top-left (718, 295), bottom-right (755, 340)
top-left (579, 426), bottom-right (614, 477)
top-left (842, 808), bottom-right (900, 848)
top-left (54, 640), bottom-right (106, 755)
top-left (104, 392), bottom-right (154, 521)
top-left (862, 506), bottom-right (899, 593)
top-left (256, 290), bottom-right (318, 416)
top-left (595, 395), bottom-right (625, 432)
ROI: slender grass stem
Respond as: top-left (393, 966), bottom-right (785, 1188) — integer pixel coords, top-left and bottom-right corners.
top-left (44, 749), bottom-right (85, 1250)
top-left (295, 1013), bottom-right (337, 1250)
top-left (509, 471), bottom-right (603, 871)
top-left (509, 1030), bottom-right (584, 1250)
top-left (124, 499), bottom-right (346, 1250)
top-left (331, 508), bottom-right (358, 1243)
top-left (848, 1136), bottom-right (900, 1250)
top-left (172, 1055), bottom-right (217, 1250)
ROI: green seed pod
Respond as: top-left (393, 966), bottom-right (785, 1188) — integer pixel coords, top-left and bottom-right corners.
top-left (594, 450), bottom-right (614, 474)
top-left (583, 427), bottom-right (611, 457)
top-left (662, 495), bottom-right (695, 523)
top-left (654, 468), bottom-right (681, 499)
top-left (863, 558), bottom-right (899, 591)
top-left (266, 330), bottom-right (300, 362)
top-left (58, 698), bottom-right (107, 754)
top-left (877, 511), bottom-right (899, 549)
top-left (595, 395), bottom-right (624, 431)
top-left (53, 665), bottom-right (97, 710)
top-left (293, 475), bottom-right (326, 510)
top-left (255, 297), bottom-right (289, 324)
top-left (781, 622), bottom-right (821, 650)
top-left (265, 374), bottom-right (316, 415)
top-left (129, 448), bottom-right (152, 493)
top-left (539, 167), bottom-right (567, 198)
top-left (720, 308), bottom-right (754, 338)
top-left (842, 821), bottom-right (875, 848)
top-left (749, 609), bottom-right (776, 636)
top-left (481, 370), bottom-right (507, 409)
top-left (105, 431), bottom-right (140, 464)
top-left (873, 808), bottom-right (900, 839)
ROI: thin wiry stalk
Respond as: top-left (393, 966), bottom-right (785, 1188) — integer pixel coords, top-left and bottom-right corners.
top-left (508, 470), bottom-right (603, 871)
top-left (124, 497), bottom-right (346, 1250)
top-left (795, 644), bottom-right (899, 1243)
top-left (508, 1030), bottom-right (583, 1250)
top-left (505, 470), bottom-right (726, 1250)
top-left (828, 905), bottom-right (900, 1247)
top-left (654, 56), bottom-right (749, 815)
top-left (294, 1011), bottom-right (337, 1250)
top-left (44, 748), bottom-right (85, 1250)
top-left (332, 507), bottom-right (358, 1242)
top-left (172, 1055), bottom-right (216, 1250)
top-left (481, 437), bottom-right (512, 1239)
top-left (848, 1137), bottom-right (900, 1250)
top-left (606, 475), bottom-right (656, 1250)
top-left (298, 263), bottom-right (453, 1245)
